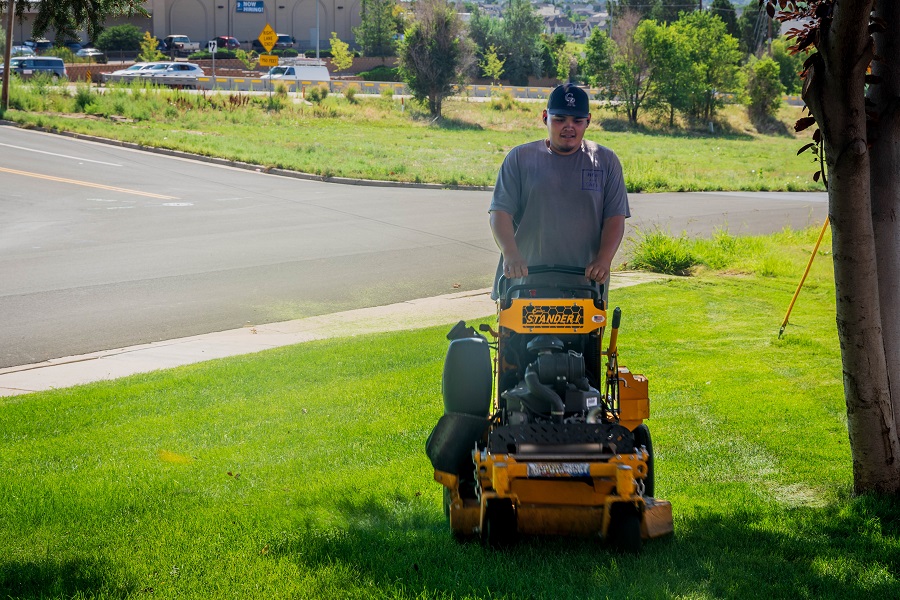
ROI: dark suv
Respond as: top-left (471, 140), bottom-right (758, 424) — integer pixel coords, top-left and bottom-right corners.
top-left (25, 38), bottom-right (53, 54)
top-left (251, 34), bottom-right (294, 51)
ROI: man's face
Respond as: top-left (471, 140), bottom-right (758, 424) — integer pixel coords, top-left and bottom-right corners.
top-left (544, 110), bottom-right (591, 155)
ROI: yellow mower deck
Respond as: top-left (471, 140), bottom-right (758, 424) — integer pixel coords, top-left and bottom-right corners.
top-left (428, 267), bottom-right (673, 550)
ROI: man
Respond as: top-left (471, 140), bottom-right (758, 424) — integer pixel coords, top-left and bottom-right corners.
top-left (489, 83), bottom-right (630, 298)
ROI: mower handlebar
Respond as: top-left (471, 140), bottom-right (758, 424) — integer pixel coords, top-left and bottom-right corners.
top-left (497, 264), bottom-right (606, 305)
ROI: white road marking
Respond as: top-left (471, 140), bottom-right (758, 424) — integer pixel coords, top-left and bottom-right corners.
top-left (0, 142), bottom-right (123, 166)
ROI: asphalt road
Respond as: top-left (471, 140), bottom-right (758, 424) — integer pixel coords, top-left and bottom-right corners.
top-left (0, 125), bottom-right (827, 368)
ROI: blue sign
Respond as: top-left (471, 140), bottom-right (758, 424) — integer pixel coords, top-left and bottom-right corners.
top-left (236, 1), bottom-right (264, 13)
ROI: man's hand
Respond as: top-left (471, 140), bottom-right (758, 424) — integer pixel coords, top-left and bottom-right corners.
top-left (585, 258), bottom-right (611, 283)
top-left (490, 211), bottom-right (528, 279)
top-left (586, 215), bottom-right (626, 282)
top-left (503, 252), bottom-right (528, 279)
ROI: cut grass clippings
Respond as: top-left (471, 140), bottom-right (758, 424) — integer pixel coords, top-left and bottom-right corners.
top-left (2, 227), bottom-right (898, 599)
top-left (0, 78), bottom-right (824, 191)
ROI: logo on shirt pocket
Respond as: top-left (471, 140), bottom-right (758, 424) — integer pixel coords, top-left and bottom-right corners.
top-left (582, 169), bottom-right (604, 191)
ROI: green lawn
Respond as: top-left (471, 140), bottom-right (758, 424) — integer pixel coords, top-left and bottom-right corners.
top-left (2, 228), bottom-right (898, 599)
top-left (1, 79), bottom-right (822, 191)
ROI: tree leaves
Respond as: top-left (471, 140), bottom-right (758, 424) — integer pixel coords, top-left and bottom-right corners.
top-left (795, 116), bottom-right (817, 132)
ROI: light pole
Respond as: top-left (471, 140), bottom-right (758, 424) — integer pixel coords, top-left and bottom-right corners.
top-left (2, 0), bottom-right (15, 112)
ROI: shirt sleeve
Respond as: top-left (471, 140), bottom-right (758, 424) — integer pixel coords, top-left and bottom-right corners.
top-left (489, 147), bottom-right (523, 220)
top-left (602, 151), bottom-right (630, 221)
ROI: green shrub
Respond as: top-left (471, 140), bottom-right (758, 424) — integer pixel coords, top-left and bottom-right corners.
top-left (490, 90), bottom-right (518, 111)
top-left (627, 229), bottom-right (698, 275)
top-left (380, 87), bottom-right (394, 100)
top-left (188, 50), bottom-right (237, 60)
top-left (359, 65), bottom-right (400, 81)
top-left (343, 85), bottom-right (358, 103)
top-left (96, 24), bottom-right (143, 52)
top-left (305, 85), bottom-right (328, 103)
top-left (747, 57), bottom-right (785, 120)
top-left (44, 47), bottom-right (75, 63)
top-left (73, 83), bottom-right (95, 112)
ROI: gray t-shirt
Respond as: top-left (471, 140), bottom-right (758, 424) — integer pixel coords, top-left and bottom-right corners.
top-left (489, 139), bottom-right (630, 298)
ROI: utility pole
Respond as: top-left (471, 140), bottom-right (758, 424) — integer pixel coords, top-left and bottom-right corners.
top-left (2, 0), bottom-right (15, 112)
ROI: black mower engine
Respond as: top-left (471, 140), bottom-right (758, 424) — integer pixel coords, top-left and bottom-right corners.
top-left (501, 335), bottom-right (603, 425)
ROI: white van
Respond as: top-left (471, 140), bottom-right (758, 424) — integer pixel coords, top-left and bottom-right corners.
top-left (260, 62), bottom-right (330, 83)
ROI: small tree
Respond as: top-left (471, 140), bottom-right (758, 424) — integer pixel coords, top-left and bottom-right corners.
top-left (355, 0), bottom-right (398, 58)
top-left (642, 20), bottom-right (698, 126)
top-left (398, 0), bottom-right (475, 117)
top-left (480, 44), bottom-right (505, 87)
top-left (235, 49), bottom-right (259, 71)
top-left (581, 26), bottom-right (615, 88)
top-left (673, 10), bottom-right (743, 122)
top-left (95, 23), bottom-right (143, 52)
top-left (329, 32), bottom-right (354, 72)
top-left (746, 57), bottom-right (784, 121)
top-left (608, 10), bottom-right (654, 124)
top-left (138, 31), bottom-right (165, 62)
top-left (555, 43), bottom-right (577, 82)
top-left (499, 0), bottom-right (542, 85)
top-left (770, 36), bottom-right (803, 94)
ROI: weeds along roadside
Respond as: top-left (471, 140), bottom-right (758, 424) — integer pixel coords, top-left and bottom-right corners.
top-left (1, 77), bottom-right (823, 191)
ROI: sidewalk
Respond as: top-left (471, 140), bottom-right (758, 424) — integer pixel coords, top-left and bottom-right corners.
top-left (0, 272), bottom-right (666, 397)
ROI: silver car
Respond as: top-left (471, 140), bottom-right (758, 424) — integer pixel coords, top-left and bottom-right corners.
top-left (155, 62), bottom-right (205, 77)
top-left (109, 63), bottom-right (157, 76)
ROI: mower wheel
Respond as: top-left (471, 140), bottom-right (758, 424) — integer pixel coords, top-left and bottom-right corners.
top-left (634, 423), bottom-right (655, 497)
top-left (606, 503), bottom-right (642, 554)
top-left (482, 499), bottom-right (517, 549)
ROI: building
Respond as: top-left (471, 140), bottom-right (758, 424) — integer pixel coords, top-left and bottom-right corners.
top-left (8, 0), bottom-right (362, 50)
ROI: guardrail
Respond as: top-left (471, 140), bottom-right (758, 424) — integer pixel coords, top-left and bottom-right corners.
top-left (98, 75), bottom-right (806, 106)
top-left (99, 74), bottom-right (585, 98)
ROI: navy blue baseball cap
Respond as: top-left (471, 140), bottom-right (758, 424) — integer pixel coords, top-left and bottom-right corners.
top-left (546, 83), bottom-right (590, 118)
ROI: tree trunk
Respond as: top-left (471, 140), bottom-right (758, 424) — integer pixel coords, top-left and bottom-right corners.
top-left (807, 0), bottom-right (900, 494)
top-left (870, 0), bottom-right (900, 431)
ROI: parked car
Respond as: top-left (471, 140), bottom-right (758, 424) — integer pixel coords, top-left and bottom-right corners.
top-left (137, 62), bottom-right (204, 78)
top-left (63, 40), bottom-right (83, 52)
top-left (161, 35), bottom-right (200, 57)
top-left (108, 62), bottom-right (154, 76)
top-left (24, 38), bottom-right (52, 53)
top-left (76, 48), bottom-right (107, 64)
top-left (211, 36), bottom-right (240, 51)
top-left (0, 56), bottom-right (67, 80)
top-left (275, 34), bottom-right (295, 49)
top-left (10, 45), bottom-right (35, 57)
top-left (156, 62), bottom-right (205, 77)
top-left (252, 34), bottom-right (294, 52)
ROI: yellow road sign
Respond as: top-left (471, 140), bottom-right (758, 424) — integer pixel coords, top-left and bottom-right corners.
top-left (259, 54), bottom-right (278, 67)
top-left (258, 24), bottom-right (277, 53)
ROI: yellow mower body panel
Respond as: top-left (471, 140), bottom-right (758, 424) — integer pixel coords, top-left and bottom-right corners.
top-left (498, 298), bottom-right (606, 335)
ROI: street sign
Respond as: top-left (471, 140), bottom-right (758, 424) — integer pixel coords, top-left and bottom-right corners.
top-left (208, 40), bottom-right (217, 53)
top-left (259, 54), bottom-right (279, 67)
top-left (258, 24), bottom-right (277, 53)
top-left (236, 1), bottom-right (264, 13)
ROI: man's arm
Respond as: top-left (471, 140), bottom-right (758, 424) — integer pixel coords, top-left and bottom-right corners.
top-left (489, 210), bottom-right (528, 279)
top-left (585, 215), bottom-right (626, 282)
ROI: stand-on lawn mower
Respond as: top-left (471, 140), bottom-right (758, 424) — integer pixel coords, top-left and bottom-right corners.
top-left (426, 265), bottom-right (673, 551)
